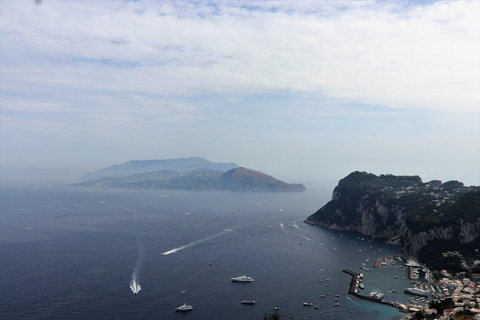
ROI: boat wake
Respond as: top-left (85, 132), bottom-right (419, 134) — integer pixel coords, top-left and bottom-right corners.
top-left (280, 223), bottom-right (287, 234)
top-left (298, 234), bottom-right (325, 246)
top-left (130, 241), bottom-right (145, 294)
top-left (292, 221), bottom-right (301, 229)
top-left (162, 229), bottom-right (234, 256)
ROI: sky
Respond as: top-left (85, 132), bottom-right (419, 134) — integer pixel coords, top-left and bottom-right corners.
top-left (1, 0), bottom-right (479, 187)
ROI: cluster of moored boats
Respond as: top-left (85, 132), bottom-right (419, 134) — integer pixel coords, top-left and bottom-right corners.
top-left (175, 275), bottom-right (255, 312)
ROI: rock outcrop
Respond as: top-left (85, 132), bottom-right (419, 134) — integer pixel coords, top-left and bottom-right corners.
top-left (305, 172), bottom-right (480, 257)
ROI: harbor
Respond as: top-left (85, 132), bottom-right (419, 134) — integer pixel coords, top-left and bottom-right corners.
top-left (342, 269), bottom-right (420, 314)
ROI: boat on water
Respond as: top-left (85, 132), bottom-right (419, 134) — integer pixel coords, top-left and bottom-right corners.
top-left (231, 275), bottom-right (254, 282)
top-left (241, 300), bottom-right (255, 304)
top-left (359, 283), bottom-right (365, 289)
top-left (368, 291), bottom-right (378, 298)
top-left (374, 293), bottom-right (384, 300)
top-left (175, 303), bottom-right (193, 311)
top-left (404, 287), bottom-right (430, 297)
top-left (303, 302), bottom-right (313, 306)
top-left (334, 302), bottom-right (340, 306)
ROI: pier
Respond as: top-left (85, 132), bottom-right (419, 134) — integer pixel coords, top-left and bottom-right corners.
top-left (342, 269), bottom-right (407, 312)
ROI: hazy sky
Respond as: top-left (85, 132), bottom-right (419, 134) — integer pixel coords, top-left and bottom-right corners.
top-left (1, 0), bottom-right (479, 186)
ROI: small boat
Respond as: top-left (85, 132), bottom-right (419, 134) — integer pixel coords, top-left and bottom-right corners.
top-left (375, 293), bottom-right (384, 300)
top-left (334, 302), bottom-right (340, 306)
top-left (175, 303), bottom-right (193, 311)
top-left (303, 302), bottom-right (313, 306)
top-left (359, 283), bottom-right (365, 289)
top-left (241, 300), bottom-right (255, 304)
top-left (314, 306), bottom-right (319, 309)
top-left (274, 307), bottom-right (280, 310)
top-left (231, 275), bottom-right (254, 282)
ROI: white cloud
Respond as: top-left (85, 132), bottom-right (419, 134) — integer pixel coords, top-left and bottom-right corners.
top-left (1, 0), bottom-right (478, 114)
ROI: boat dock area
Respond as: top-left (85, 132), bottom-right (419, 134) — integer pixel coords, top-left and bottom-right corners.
top-left (342, 269), bottom-right (408, 312)
top-left (373, 255), bottom-right (405, 268)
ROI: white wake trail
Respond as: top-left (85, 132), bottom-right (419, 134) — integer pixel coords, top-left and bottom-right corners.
top-left (280, 223), bottom-right (287, 234)
top-left (161, 229), bottom-right (233, 256)
top-left (130, 241), bottom-right (145, 294)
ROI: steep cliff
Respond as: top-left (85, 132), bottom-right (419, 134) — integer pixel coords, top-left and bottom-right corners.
top-left (305, 172), bottom-right (480, 258)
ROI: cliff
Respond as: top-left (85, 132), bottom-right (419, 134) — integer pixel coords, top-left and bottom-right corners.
top-left (305, 172), bottom-right (480, 260)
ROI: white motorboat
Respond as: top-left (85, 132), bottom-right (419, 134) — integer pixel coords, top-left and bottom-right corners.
top-left (231, 275), bottom-right (254, 282)
top-left (175, 303), bottom-right (193, 311)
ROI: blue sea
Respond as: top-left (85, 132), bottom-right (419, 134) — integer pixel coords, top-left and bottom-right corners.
top-left (0, 187), bottom-right (412, 320)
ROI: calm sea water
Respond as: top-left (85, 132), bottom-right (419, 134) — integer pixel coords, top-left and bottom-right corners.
top-left (0, 187), bottom-right (411, 320)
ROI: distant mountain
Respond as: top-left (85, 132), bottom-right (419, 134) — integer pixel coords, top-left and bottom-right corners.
top-left (217, 167), bottom-right (306, 192)
top-left (80, 157), bottom-right (239, 182)
top-left (71, 167), bottom-right (306, 192)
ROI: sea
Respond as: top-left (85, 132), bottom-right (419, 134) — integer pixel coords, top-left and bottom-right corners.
top-left (0, 186), bottom-right (414, 320)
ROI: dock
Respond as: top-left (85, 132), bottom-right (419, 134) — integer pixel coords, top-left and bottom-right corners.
top-left (342, 269), bottom-right (406, 312)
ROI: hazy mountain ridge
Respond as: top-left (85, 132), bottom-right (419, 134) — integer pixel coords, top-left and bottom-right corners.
top-left (305, 171), bottom-right (480, 270)
top-left (80, 157), bottom-right (239, 182)
top-left (71, 167), bottom-right (306, 192)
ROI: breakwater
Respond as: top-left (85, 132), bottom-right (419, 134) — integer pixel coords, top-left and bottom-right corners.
top-left (342, 269), bottom-right (407, 312)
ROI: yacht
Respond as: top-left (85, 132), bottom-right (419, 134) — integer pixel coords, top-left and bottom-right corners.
top-left (231, 275), bottom-right (254, 282)
top-left (404, 287), bottom-right (429, 297)
top-left (303, 302), bottom-right (313, 306)
top-left (175, 303), bottom-right (193, 311)
top-left (241, 300), bottom-right (255, 304)
top-left (374, 293), bottom-right (384, 300)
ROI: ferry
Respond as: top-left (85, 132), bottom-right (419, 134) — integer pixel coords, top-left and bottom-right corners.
top-left (231, 275), bottom-right (254, 282)
top-left (175, 303), bottom-right (193, 311)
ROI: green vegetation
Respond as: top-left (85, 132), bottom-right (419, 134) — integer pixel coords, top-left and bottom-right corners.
top-left (429, 298), bottom-right (455, 315)
top-left (418, 238), bottom-right (480, 273)
top-left (263, 310), bottom-right (293, 320)
top-left (406, 190), bottom-right (480, 233)
top-left (338, 171), bottom-right (422, 191)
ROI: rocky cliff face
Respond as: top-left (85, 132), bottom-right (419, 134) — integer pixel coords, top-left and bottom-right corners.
top-left (305, 172), bottom-right (480, 257)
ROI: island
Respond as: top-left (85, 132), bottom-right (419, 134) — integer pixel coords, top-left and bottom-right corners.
top-left (70, 159), bottom-right (305, 192)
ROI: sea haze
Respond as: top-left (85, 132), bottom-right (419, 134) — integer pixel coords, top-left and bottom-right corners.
top-left (1, 187), bottom-right (410, 320)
